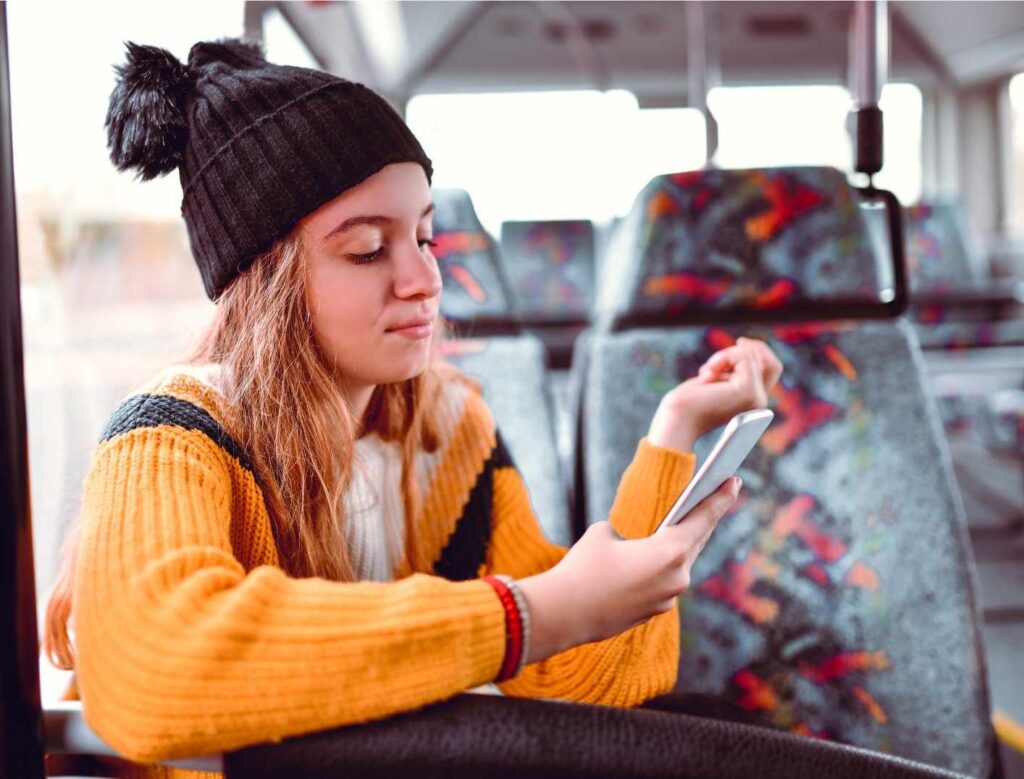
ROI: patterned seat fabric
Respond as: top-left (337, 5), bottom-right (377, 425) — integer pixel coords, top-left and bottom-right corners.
top-left (914, 318), bottom-right (1024, 350)
top-left (905, 200), bottom-right (1024, 346)
top-left (582, 167), bottom-right (992, 775)
top-left (431, 189), bottom-right (569, 545)
top-left (596, 167), bottom-right (883, 325)
top-left (432, 188), bottom-right (516, 325)
top-left (500, 220), bottom-right (595, 320)
top-left (904, 201), bottom-right (980, 297)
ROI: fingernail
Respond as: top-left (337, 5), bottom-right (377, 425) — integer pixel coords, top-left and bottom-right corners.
top-left (735, 477), bottom-right (743, 490)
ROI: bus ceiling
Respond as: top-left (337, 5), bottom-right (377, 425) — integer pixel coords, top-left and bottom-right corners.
top-left (243, 1), bottom-right (1024, 103)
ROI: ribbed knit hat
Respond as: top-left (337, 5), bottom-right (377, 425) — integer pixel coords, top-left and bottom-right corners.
top-left (105, 38), bottom-right (433, 300)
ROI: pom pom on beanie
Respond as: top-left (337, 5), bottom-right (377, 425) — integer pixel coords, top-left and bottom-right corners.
top-left (104, 42), bottom-right (195, 181)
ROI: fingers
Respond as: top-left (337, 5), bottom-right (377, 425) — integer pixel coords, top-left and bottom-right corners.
top-left (700, 339), bottom-right (780, 402)
top-left (663, 476), bottom-right (741, 549)
top-left (699, 345), bottom-right (741, 377)
top-left (741, 337), bottom-right (784, 391)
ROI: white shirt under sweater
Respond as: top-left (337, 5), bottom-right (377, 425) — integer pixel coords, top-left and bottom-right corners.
top-left (344, 434), bottom-right (405, 582)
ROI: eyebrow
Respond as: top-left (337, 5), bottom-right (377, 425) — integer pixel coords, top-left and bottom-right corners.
top-left (324, 202), bottom-right (435, 241)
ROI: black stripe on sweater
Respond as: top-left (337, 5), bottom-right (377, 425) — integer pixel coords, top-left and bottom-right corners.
top-left (100, 393), bottom-right (255, 478)
top-left (433, 431), bottom-right (513, 582)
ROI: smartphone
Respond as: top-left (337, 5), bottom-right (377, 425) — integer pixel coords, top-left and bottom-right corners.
top-left (656, 408), bottom-right (774, 532)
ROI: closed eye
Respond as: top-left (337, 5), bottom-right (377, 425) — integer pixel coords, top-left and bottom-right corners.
top-left (348, 247), bottom-right (385, 264)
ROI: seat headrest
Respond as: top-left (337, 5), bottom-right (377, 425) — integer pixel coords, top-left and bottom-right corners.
top-left (904, 200), bottom-right (980, 294)
top-left (500, 220), bottom-right (595, 318)
top-left (599, 167), bottom-right (884, 324)
top-left (431, 188), bottom-right (515, 324)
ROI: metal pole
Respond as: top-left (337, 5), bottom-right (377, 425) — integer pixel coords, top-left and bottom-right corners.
top-left (0, 4), bottom-right (46, 778)
top-left (850, 0), bottom-right (889, 176)
top-left (243, 1), bottom-right (267, 46)
top-left (685, 1), bottom-right (720, 165)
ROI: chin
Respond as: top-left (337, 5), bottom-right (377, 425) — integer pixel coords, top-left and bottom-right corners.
top-left (375, 355), bottom-right (431, 384)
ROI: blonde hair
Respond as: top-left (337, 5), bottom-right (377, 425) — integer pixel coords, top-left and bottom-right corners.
top-left (45, 229), bottom-right (450, 669)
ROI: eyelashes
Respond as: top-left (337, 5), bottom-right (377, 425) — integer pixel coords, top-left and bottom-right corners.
top-left (350, 248), bottom-right (384, 264)
top-left (348, 239), bottom-right (437, 265)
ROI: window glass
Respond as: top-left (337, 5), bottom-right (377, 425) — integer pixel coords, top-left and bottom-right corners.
top-left (406, 90), bottom-right (707, 235)
top-left (8, 1), bottom-right (247, 698)
top-left (1007, 72), bottom-right (1024, 231)
top-left (708, 83), bottom-right (922, 204)
top-left (264, 6), bottom-right (320, 69)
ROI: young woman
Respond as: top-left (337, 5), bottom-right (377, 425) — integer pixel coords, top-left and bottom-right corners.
top-left (43, 38), bottom-right (782, 777)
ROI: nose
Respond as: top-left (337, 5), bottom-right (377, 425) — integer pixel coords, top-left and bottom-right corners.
top-left (393, 239), bottom-right (442, 301)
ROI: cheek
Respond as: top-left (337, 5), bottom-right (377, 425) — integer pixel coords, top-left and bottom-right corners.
top-left (307, 264), bottom-right (383, 359)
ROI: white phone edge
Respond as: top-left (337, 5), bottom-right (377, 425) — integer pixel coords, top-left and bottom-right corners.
top-left (655, 408), bottom-right (774, 533)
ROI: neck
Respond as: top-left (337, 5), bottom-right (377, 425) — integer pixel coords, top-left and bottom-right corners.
top-left (342, 382), bottom-right (376, 435)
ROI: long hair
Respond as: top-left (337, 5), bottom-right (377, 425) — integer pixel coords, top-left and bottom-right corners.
top-left (44, 229), bottom-right (448, 670)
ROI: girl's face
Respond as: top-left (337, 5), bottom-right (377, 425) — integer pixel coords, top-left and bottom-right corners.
top-left (298, 163), bottom-right (442, 394)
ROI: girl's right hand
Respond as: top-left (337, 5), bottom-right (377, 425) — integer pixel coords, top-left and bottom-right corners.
top-left (516, 476), bottom-right (741, 664)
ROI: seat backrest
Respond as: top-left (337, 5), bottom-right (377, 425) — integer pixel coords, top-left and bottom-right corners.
top-left (439, 337), bottom-right (570, 545)
top-left (432, 189), bottom-right (570, 545)
top-left (499, 219), bottom-right (595, 321)
top-left (904, 200), bottom-right (983, 295)
top-left (582, 167), bottom-right (992, 776)
top-left (595, 167), bottom-right (885, 328)
top-left (432, 188), bottom-right (517, 327)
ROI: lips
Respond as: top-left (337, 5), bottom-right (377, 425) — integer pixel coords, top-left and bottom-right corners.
top-left (386, 314), bottom-right (435, 341)
top-left (387, 316), bottom-right (433, 332)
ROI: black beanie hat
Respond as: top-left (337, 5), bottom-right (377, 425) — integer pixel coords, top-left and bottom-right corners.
top-left (104, 38), bottom-right (433, 300)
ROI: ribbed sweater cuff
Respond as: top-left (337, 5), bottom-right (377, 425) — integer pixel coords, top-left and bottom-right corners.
top-left (609, 437), bottom-right (696, 539)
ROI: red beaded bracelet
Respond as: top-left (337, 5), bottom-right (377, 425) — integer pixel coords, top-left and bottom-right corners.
top-left (484, 575), bottom-right (524, 682)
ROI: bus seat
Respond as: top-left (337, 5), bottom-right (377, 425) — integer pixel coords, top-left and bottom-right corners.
top-left (905, 200), bottom-right (1024, 350)
top-left (500, 219), bottom-right (595, 321)
top-left (500, 219), bottom-right (596, 368)
top-left (904, 200), bottom-right (1024, 535)
top-left (438, 338), bottom-right (571, 546)
top-left (432, 188), bottom-right (520, 336)
top-left (579, 167), bottom-right (994, 776)
top-left (988, 389), bottom-right (1024, 457)
top-left (432, 189), bottom-right (570, 546)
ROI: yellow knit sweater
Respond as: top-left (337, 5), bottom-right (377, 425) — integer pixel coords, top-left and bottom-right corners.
top-left (67, 365), bottom-right (695, 778)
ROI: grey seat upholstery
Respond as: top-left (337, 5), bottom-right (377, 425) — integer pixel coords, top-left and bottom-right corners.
top-left (432, 189), bottom-right (570, 545)
top-left (580, 167), bottom-right (994, 775)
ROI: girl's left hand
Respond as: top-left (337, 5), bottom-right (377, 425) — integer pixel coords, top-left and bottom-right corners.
top-left (646, 337), bottom-right (783, 453)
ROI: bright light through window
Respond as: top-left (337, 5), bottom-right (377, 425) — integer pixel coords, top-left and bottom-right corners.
top-left (406, 90), bottom-right (706, 235)
top-left (709, 85), bottom-right (854, 169)
top-left (708, 83), bottom-right (922, 204)
top-left (877, 84), bottom-right (924, 205)
top-left (1007, 72), bottom-right (1024, 231)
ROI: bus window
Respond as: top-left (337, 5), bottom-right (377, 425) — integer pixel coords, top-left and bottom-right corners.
top-left (7, 0), bottom-right (248, 700)
top-left (708, 82), bottom-right (922, 204)
top-left (406, 89), bottom-right (706, 235)
top-left (1007, 72), bottom-right (1024, 235)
